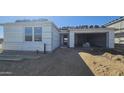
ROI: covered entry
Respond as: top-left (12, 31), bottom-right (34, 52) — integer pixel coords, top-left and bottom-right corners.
top-left (60, 33), bottom-right (69, 47)
top-left (75, 33), bottom-right (107, 48)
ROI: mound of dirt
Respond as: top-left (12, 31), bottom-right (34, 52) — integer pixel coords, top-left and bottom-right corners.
top-left (102, 52), bottom-right (114, 59)
top-left (79, 52), bottom-right (124, 76)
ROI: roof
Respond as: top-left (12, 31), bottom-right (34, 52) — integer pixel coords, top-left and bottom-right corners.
top-left (104, 17), bottom-right (124, 26)
top-left (59, 25), bottom-right (106, 30)
top-left (60, 28), bottom-right (115, 33)
top-left (0, 18), bottom-right (52, 26)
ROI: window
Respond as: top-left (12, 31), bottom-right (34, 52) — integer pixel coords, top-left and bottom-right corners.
top-left (25, 27), bottom-right (32, 41)
top-left (34, 27), bottom-right (42, 41)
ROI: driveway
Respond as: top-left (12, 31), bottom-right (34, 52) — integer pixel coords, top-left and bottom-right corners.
top-left (0, 48), bottom-right (94, 76)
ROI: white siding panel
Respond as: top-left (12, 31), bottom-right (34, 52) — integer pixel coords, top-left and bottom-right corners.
top-left (69, 32), bottom-right (75, 48)
top-left (0, 44), bottom-right (2, 49)
top-left (107, 20), bottom-right (124, 29)
top-left (4, 25), bottom-right (24, 42)
top-left (42, 25), bottom-right (52, 51)
top-left (42, 33), bottom-right (52, 38)
top-left (23, 42), bottom-right (44, 51)
top-left (52, 25), bottom-right (60, 50)
top-left (4, 42), bottom-right (23, 50)
top-left (4, 22), bottom-right (53, 52)
top-left (108, 31), bottom-right (114, 48)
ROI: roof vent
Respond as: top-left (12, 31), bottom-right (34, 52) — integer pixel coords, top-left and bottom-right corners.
top-left (32, 18), bottom-right (48, 22)
top-left (15, 19), bottom-right (31, 22)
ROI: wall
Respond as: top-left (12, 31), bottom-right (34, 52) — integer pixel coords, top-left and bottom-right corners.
top-left (69, 32), bottom-right (75, 48)
top-left (51, 24), bottom-right (60, 50)
top-left (3, 21), bottom-right (53, 52)
top-left (107, 20), bottom-right (124, 29)
top-left (0, 44), bottom-right (2, 49)
top-left (107, 21), bottom-right (124, 45)
top-left (108, 31), bottom-right (115, 48)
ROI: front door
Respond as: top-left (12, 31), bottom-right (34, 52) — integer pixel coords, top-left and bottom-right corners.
top-left (63, 34), bottom-right (68, 46)
top-left (60, 34), bottom-right (69, 47)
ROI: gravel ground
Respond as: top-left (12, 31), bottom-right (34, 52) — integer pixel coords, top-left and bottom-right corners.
top-left (0, 48), bottom-right (94, 76)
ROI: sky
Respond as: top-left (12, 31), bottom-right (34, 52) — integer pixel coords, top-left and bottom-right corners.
top-left (0, 16), bottom-right (121, 38)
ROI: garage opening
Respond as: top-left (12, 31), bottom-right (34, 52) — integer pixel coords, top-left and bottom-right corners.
top-left (75, 33), bottom-right (107, 48)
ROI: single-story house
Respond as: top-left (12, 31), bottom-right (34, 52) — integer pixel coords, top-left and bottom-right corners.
top-left (1, 19), bottom-right (115, 52)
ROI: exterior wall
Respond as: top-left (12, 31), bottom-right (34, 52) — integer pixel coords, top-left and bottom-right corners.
top-left (114, 30), bottom-right (124, 44)
top-left (108, 31), bottom-right (115, 48)
top-left (3, 21), bottom-right (53, 52)
top-left (106, 20), bottom-right (124, 45)
top-left (0, 44), bottom-right (2, 49)
top-left (107, 20), bottom-right (124, 29)
top-left (106, 32), bottom-right (114, 48)
top-left (69, 32), bottom-right (75, 48)
top-left (51, 24), bottom-right (60, 50)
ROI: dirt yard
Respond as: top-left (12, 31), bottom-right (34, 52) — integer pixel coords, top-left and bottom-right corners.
top-left (79, 52), bottom-right (124, 76)
top-left (0, 48), bottom-right (123, 76)
top-left (0, 48), bottom-right (93, 76)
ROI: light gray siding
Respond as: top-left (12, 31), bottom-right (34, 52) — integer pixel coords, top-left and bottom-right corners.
top-left (51, 24), bottom-right (60, 50)
top-left (108, 31), bottom-right (114, 48)
top-left (106, 20), bottom-right (124, 45)
top-left (69, 32), bottom-right (75, 48)
top-left (3, 21), bottom-right (54, 52)
top-left (0, 44), bottom-right (2, 49)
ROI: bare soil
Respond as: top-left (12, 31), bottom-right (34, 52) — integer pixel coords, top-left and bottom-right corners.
top-left (0, 48), bottom-right (93, 76)
top-left (0, 48), bottom-right (123, 76)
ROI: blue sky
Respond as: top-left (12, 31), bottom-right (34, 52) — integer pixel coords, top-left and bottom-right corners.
top-left (0, 16), bottom-right (121, 38)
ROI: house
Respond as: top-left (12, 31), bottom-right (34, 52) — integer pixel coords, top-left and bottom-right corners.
top-left (1, 19), bottom-right (115, 52)
top-left (1, 19), bottom-right (60, 52)
top-left (104, 17), bottom-right (124, 45)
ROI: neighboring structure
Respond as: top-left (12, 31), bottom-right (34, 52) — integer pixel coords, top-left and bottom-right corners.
top-left (104, 17), bottom-right (124, 45)
top-left (1, 19), bottom-right (115, 52)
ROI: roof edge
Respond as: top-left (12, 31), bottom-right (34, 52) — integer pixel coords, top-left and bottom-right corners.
top-left (104, 17), bottom-right (124, 26)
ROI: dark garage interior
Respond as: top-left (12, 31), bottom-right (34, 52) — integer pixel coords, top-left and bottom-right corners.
top-left (75, 33), bottom-right (107, 48)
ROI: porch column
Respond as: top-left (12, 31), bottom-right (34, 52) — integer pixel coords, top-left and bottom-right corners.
top-left (69, 32), bottom-right (75, 48)
top-left (106, 31), bottom-right (114, 48)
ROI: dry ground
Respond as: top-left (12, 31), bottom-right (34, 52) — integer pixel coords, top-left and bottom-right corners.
top-left (0, 48), bottom-right (93, 76)
top-left (0, 48), bottom-right (123, 76)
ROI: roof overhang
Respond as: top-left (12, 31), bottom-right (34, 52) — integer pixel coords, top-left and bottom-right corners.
top-left (104, 17), bottom-right (124, 26)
